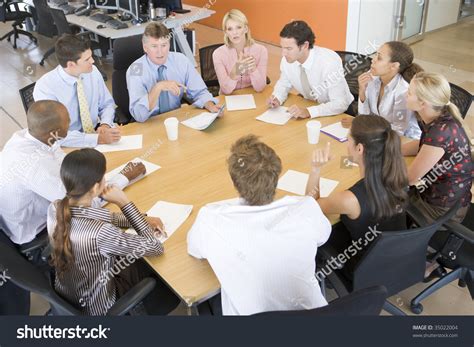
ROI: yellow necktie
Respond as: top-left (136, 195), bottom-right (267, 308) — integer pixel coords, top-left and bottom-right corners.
top-left (76, 78), bottom-right (95, 134)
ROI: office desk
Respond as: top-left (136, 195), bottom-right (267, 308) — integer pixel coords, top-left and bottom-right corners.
top-left (65, 4), bottom-right (214, 65)
top-left (102, 88), bottom-right (413, 314)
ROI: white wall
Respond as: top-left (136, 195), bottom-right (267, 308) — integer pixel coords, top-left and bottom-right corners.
top-left (346, 0), bottom-right (398, 54)
top-left (425, 0), bottom-right (460, 32)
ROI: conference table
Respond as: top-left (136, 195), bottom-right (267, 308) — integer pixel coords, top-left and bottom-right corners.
top-left (102, 87), bottom-right (411, 314)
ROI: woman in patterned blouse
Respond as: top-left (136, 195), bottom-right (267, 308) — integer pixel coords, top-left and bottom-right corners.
top-left (402, 72), bottom-right (473, 223)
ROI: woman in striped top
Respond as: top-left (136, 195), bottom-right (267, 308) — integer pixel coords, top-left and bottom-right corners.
top-left (47, 148), bottom-right (177, 315)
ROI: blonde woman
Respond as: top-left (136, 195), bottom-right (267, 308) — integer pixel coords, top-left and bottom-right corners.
top-left (212, 9), bottom-right (268, 94)
top-left (402, 72), bottom-right (473, 222)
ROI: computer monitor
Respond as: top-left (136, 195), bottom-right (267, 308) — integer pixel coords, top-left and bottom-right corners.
top-left (152, 0), bottom-right (184, 11)
top-left (94, 0), bottom-right (118, 11)
top-left (118, 0), bottom-right (140, 19)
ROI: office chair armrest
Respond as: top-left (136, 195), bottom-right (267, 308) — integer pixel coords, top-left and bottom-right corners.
top-left (18, 232), bottom-right (49, 257)
top-left (106, 277), bottom-right (156, 316)
top-left (443, 221), bottom-right (474, 244)
top-left (406, 203), bottom-right (430, 227)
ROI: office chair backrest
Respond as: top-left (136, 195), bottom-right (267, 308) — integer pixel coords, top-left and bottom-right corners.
top-left (449, 82), bottom-right (473, 119)
top-left (0, 2), bottom-right (6, 22)
top-left (32, 0), bottom-right (57, 38)
top-left (49, 8), bottom-right (72, 35)
top-left (0, 238), bottom-right (81, 315)
top-left (352, 201), bottom-right (461, 296)
top-left (112, 35), bottom-right (144, 124)
top-left (255, 285), bottom-right (387, 316)
top-left (199, 43), bottom-right (223, 85)
top-left (19, 82), bottom-right (36, 114)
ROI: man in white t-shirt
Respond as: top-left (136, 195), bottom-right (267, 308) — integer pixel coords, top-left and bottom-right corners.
top-left (187, 135), bottom-right (331, 315)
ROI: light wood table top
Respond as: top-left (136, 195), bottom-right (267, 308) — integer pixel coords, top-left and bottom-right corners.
top-left (102, 87), bottom-right (410, 307)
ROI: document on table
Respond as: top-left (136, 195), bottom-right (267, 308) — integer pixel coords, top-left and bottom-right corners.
top-left (95, 135), bottom-right (143, 153)
top-left (256, 106), bottom-right (292, 125)
top-left (225, 94), bottom-right (256, 111)
top-left (125, 201), bottom-right (193, 243)
top-left (320, 122), bottom-right (349, 142)
top-left (105, 158), bottom-right (161, 186)
top-left (181, 112), bottom-right (219, 130)
top-left (277, 170), bottom-right (339, 197)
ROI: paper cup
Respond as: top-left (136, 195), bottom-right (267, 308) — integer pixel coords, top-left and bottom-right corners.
top-left (306, 120), bottom-right (321, 144)
top-left (164, 117), bottom-right (179, 141)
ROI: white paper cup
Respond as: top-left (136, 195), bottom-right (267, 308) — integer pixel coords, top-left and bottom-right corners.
top-left (306, 120), bottom-right (321, 144)
top-left (164, 117), bottom-right (179, 141)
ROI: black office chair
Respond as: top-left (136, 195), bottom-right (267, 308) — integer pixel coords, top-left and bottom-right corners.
top-left (112, 34), bottom-right (144, 125)
top-left (47, 8), bottom-right (107, 81)
top-left (0, 0), bottom-right (37, 48)
top-left (254, 285), bottom-right (387, 316)
top-left (449, 82), bottom-right (473, 119)
top-left (407, 202), bottom-right (474, 314)
top-left (19, 81), bottom-right (36, 113)
top-left (335, 51), bottom-right (372, 116)
top-left (32, 0), bottom-right (58, 66)
top-left (0, 239), bottom-right (157, 315)
top-left (318, 201), bottom-right (460, 316)
top-left (199, 43), bottom-right (271, 97)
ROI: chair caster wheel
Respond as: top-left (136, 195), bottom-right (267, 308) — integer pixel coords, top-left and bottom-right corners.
top-left (39, 61), bottom-right (44, 66)
top-left (410, 302), bottom-right (423, 314)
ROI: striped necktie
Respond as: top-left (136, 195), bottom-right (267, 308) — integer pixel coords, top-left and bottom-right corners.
top-left (76, 78), bottom-right (95, 134)
top-left (158, 65), bottom-right (171, 114)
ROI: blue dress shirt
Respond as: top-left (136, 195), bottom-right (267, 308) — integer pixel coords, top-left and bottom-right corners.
top-left (126, 52), bottom-right (218, 122)
top-left (33, 65), bottom-right (116, 148)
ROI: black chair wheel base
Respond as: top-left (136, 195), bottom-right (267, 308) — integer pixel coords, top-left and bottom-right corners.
top-left (458, 279), bottom-right (467, 288)
top-left (410, 301), bottom-right (423, 314)
top-left (39, 60), bottom-right (44, 66)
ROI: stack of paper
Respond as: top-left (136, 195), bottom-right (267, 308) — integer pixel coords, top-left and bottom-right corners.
top-left (277, 169), bottom-right (339, 197)
top-left (225, 94), bottom-right (256, 111)
top-left (256, 106), bottom-right (292, 125)
top-left (105, 158), bottom-right (161, 186)
top-left (125, 201), bottom-right (193, 243)
top-left (181, 112), bottom-right (219, 130)
top-left (320, 122), bottom-right (349, 142)
top-left (95, 135), bottom-right (143, 153)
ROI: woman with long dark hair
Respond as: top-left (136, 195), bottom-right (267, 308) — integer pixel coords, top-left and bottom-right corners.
top-left (306, 115), bottom-right (408, 246)
top-left (47, 148), bottom-right (179, 315)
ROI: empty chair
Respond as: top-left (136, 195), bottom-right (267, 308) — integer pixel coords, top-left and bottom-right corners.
top-left (0, 0), bottom-right (37, 49)
top-left (32, 0), bottom-right (57, 66)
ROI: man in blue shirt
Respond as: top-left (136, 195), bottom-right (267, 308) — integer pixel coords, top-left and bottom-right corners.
top-left (33, 34), bottom-right (121, 148)
top-left (127, 22), bottom-right (222, 122)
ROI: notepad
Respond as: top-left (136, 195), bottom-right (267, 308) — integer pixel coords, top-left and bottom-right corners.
top-left (225, 94), bottom-right (257, 111)
top-left (181, 111), bottom-right (219, 130)
top-left (256, 106), bottom-right (292, 125)
top-left (125, 201), bottom-right (193, 243)
top-left (95, 135), bottom-right (143, 153)
top-left (277, 170), bottom-right (339, 197)
top-left (105, 158), bottom-right (161, 186)
top-left (320, 122), bottom-right (349, 142)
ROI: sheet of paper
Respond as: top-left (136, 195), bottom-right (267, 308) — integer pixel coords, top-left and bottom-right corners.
top-left (125, 201), bottom-right (193, 243)
top-left (181, 112), bottom-right (219, 130)
top-left (95, 135), bottom-right (143, 153)
top-left (225, 94), bottom-right (257, 111)
top-left (256, 106), bottom-right (292, 125)
top-left (320, 122), bottom-right (349, 142)
top-left (105, 158), bottom-right (161, 186)
top-left (277, 170), bottom-right (339, 197)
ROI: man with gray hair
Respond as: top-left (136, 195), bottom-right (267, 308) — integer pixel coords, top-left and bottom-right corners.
top-left (126, 22), bottom-right (222, 122)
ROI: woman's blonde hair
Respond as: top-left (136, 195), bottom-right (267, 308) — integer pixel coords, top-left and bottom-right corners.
top-left (411, 72), bottom-right (473, 145)
top-left (222, 9), bottom-right (254, 47)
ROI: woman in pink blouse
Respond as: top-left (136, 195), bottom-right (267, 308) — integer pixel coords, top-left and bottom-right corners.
top-left (212, 9), bottom-right (268, 95)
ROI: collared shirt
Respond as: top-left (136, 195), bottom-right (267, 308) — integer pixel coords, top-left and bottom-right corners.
top-left (126, 53), bottom-right (218, 122)
top-left (47, 200), bottom-right (163, 315)
top-left (33, 65), bottom-right (116, 148)
top-left (212, 43), bottom-right (268, 95)
top-left (187, 195), bottom-right (331, 315)
top-left (0, 129), bottom-right (128, 245)
top-left (272, 47), bottom-right (354, 118)
top-left (358, 74), bottom-right (421, 139)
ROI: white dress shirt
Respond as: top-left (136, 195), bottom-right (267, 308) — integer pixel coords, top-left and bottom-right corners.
top-left (187, 195), bottom-right (331, 315)
top-left (358, 74), bottom-right (421, 139)
top-left (0, 130), bottom-right (128, 244)
top-left (272, 47), bottom-right (354, 118)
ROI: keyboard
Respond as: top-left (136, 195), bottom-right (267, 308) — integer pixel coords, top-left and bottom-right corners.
top-left (89, 13), bottom-right (114, 23)
top-left (105, 19), bottom-right (128, 29)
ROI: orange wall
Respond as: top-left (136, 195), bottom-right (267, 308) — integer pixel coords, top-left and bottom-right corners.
top-left (185, 0), bottom-right (349, 50)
